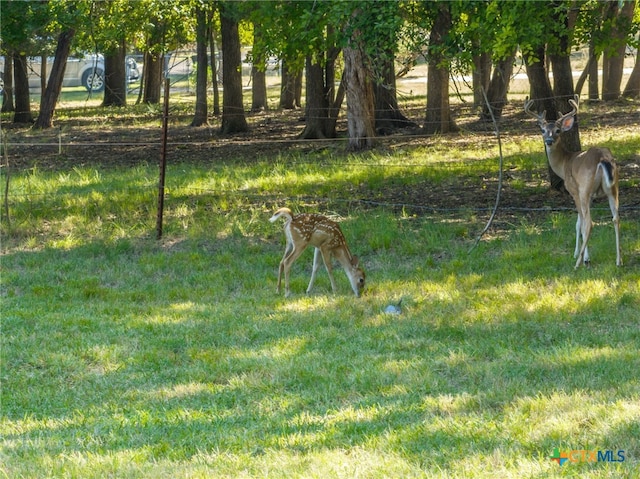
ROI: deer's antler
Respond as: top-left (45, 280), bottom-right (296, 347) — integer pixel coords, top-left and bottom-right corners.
top-left (524, 97), bottom-right (546, 124)
top-left (556, 97), bottom-right (579, 126)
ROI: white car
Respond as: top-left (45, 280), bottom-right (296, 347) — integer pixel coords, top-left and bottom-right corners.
top-left (0, 53), bottom-right (140, 93)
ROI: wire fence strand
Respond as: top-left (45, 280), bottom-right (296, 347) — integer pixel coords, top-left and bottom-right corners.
top-left (1, 93), bottom-right (639, 226)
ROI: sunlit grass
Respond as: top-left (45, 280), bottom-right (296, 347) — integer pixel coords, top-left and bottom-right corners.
top-left (2, 124), bottom-right (639, 478)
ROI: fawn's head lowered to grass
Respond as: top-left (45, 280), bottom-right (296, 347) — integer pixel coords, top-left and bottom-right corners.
top-left (270, 207), bottom-right (365, 297)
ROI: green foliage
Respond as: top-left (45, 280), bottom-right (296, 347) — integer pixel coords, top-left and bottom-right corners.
top-left (0, 0), bottom-right (53, 54)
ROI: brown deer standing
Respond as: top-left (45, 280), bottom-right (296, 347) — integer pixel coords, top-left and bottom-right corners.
top-left (269, 207), bottom-right (365, 297)
top-left (524, 97), bottom-right (622, 268)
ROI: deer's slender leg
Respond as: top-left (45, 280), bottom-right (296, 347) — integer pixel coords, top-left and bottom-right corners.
top-left (574, 215), bottom-right (582, 260)
top-left (306, 248), bottom-right (322, 294)
top-left (277, 242), bottom-right (294, 293)
top-left (319, 247), bottom-right (338, 293)
top-left (608, 192), bottom-right (622, 266)
top-left (281, 243), bottom-right (307, 297)
top-left (575, 202), bottom-right (593, 268)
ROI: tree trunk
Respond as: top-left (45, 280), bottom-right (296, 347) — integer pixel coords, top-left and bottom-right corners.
top-left (344, 42), bottom-right (375, 151)
top-left (1, 55), bottom-right (15, 113)
top-left (574, 51), bottom-right (598, 97)
top-left (324, 70), bottom-right (347, 141)
top-left (294, 70), bottom-right (302, 109)
top-left (220, 4), bottom-right (248, 134)
top-left (550, 37), bottom-right (580, 154)
top-left (424, 3), bottom-right (457, 135)
top-left (191, 6), bottom-right (209, 126)
top-left (525, 47), bottom-right (557, 118)
top-left (279, 59), bottom-right (297, 109)
top-left (209, 24), bottom-right (220, 116)
top-left (300, 55), bottom-right (332, 139)
top-left (473, 52), bottom-right (491, 108)
top-left (34, 29), bottom-right (75, 128)
top-left (12, 54), bottom-right (33, 124)
top-left (251, 66), bottom-right (267, 112)
top-left (524, 46), bottom-right (563, 191)
top-left (39, 55), bottom-right (47, 93)
top-left (374, 48), bottom-right (416, 133)
top-left (481, 52), bottom-right (515, 120)
top-left (251, 23), bottom-right (267, 113)
top-left (602, 0), bottom-right (634, 101)
top-left (142, 51), bottom-right (163, 104)
top-left (603, 49), bottom-right (627, 101)
top-left (103, 41), bottom-right (127, 107)
top-left (622, 50), bottom-right (640, 98)
top-left (588, 41), bottom-right (599, 100)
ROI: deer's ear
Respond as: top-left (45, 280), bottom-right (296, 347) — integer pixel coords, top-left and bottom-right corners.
top-left (560, 115), bottom-right (575, 132)
top-left (351, 255), bottom-right (359, 267)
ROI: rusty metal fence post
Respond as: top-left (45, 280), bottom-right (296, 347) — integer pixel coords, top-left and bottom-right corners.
top-left (156, 78), bottom-right (170, 240)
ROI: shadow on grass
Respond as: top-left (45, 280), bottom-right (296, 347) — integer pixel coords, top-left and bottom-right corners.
top-left (2, 230), bottom-right (639, 476)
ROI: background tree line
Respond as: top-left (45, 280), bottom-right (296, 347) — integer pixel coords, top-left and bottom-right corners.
top-left (1, 0), bottom-right (638, 150)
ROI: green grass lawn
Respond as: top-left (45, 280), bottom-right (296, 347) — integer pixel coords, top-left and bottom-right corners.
top-left (1, 128), bottom-right (639, 478)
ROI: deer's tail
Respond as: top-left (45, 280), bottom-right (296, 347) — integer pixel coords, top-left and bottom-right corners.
top-left (598, 159), bottom-right (615, 188)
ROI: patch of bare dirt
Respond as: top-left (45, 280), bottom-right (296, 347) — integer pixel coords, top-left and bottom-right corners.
top-left (2, 102), bottom-right (639, 219)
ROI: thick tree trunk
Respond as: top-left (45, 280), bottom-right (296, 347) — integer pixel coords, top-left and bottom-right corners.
top-left (12, 54), bottom-right (33, 124)
top-left (344, 43), bottom-right (375, 151)
top-left (34, 29), bottom-right (75, 128)
top-left (103, 41), bottom-right (127, 107)
top-left (300, 39), bottom-right (341, 140)
top-left (424, 3), bottom-right (457, 135)
top-left (191, 6), bottom-right (209, 126)
top-left (603, 50), bottom-right (627, 101)
top-left (473, 52), bottom-right (491, 108)
top-left (480, 52), bottom-right (515, 120)
top-left (622, 51), bottom-right (640, 98)
top-left (524, 46), bottom-right (564, 191)
top-left (299, 56), bottom-right (332, 139)
top-left (142, 51), bottom-right (163, 104)
top-left (550, 51), bottom-right (580, 154)
top-left (602, 0), bottom-right (634, 101)
top-left (525, 48), bottom-right (557, 117)
top-left (374, 48), bottom-right (416, 133)
top-left (220, 4), bottom-right (248, 134)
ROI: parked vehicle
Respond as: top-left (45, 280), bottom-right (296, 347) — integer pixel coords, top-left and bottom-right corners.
top-left (0, 53), bottom-right (140, 93)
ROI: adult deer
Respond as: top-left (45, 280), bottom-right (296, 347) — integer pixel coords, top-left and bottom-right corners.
top-left (524, 97), bottom-right (622, 268)
top-left (269, 207), bottom-right (365, 297)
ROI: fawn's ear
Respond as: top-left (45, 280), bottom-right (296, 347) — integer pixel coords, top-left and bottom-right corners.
top-left (351, 255), bottom-right (359, 267)
top-left (560, 115), bottom-right (575, 132)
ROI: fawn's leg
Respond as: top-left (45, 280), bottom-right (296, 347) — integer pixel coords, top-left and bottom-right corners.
top-left (306, 248), bottom-right (322, 294)
top-left (319, 248), bottom-right (338, 293)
